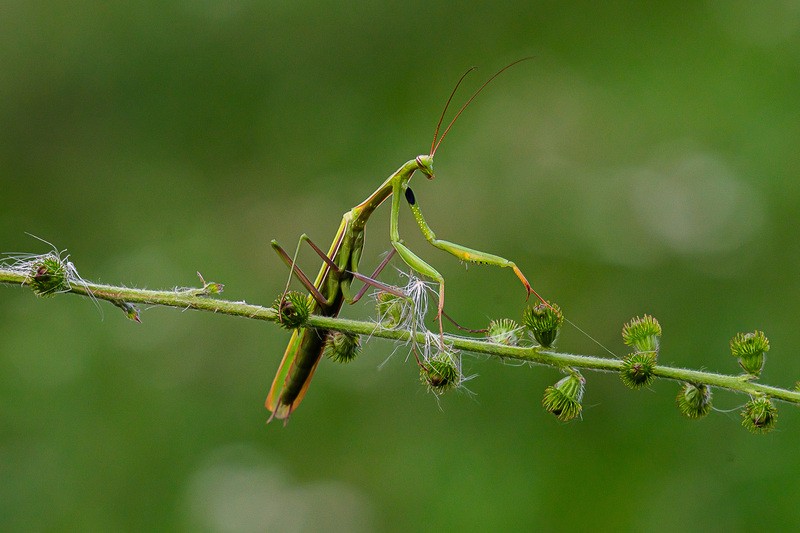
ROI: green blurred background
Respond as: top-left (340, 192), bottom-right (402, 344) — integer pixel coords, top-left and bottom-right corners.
top-left (2, 2), bottom-right (799, 531)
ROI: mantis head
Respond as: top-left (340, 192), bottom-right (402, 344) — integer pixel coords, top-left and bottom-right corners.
top-left (415, 155), bottom-right (434, 180)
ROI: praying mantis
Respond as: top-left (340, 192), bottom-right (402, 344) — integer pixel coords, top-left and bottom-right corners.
top-left (266, 58), bottom-right (548, 422)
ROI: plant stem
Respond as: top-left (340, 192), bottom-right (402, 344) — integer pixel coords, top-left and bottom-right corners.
top-left (1, 266), bottom-right (798, 405)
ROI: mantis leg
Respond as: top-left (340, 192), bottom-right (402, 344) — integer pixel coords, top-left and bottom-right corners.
top-left (441, 310), bottom-right (488, 333)
top-left (349, 249), bottom-right (403, 303)
top-left (292, 237), bottom-right (404, 302)
top-left (271, 236), bottom-right (332, 306)
top-left (272, 238), bottom-right (404, 305)
top-left (388, 184), bottom-right (448, 343)
top-left (390, 239), bottom-right (447, 341)
top-left (402, 186), bottom-right (549, 305)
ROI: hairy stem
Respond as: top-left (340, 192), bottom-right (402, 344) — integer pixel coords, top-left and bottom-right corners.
top-left (1, 266), bottom-right (798, 405)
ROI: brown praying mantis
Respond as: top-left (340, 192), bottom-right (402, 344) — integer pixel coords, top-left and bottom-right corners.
top-left (267, 58), bottom-right (548, 422)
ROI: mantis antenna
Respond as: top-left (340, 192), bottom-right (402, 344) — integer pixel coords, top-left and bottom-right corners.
top-left (430, 56), bottom-right (534, 157)
top-left (429, 67), bottom-right (477, 156)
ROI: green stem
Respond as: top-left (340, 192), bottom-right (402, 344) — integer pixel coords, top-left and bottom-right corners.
top-left (2, 266), bottom-right (798, 405)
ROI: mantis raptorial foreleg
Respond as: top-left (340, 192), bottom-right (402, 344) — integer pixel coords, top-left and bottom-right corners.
top-left (402, 186), bottom-right (542, 301)
top-left (389, 238), bottom-right (447, 339)
top-left (388, 179), bottom-right (546, 345)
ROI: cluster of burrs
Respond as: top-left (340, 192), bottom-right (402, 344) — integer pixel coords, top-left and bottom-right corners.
top-left (620, 315), bottom-right (778, 434)
top-left (272, 285), bottom-right (784, 433)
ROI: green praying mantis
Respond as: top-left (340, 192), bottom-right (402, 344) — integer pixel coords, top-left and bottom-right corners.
top-left (266, 58), bottom-right (549, 422)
